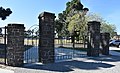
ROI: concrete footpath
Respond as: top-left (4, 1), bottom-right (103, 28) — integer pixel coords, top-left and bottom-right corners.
top-left (1, 47), bottom-right (120, 73)
top-left (0, 68), bottom-right (14, 73)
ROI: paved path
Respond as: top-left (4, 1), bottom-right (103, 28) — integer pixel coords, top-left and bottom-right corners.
top-left (110, 46), bottom-right (120, 51)
top-left (8, 55), bottom-right (120, 73)
top-left (1, 47), bottom-right (120, 73)
top-left (109, 47), bottom-right (120, 56)
top-left (0, 68), bottom-right (14, 73)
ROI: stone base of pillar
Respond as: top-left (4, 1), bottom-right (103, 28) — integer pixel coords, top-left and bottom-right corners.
top-left (41, 59), bottom-right (54, 64)
top-left (87, 49), bottom-right (99, 57)
top-left (40, 48), bottom-right (54, 64)
top-left (102, 50), bottom-right (109, 55)
top-left (7, 61), bottom-right (24, 67)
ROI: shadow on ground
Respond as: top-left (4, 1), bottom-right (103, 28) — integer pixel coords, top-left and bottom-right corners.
top-left (86, 55), bottom-right (120, 62)
top-left (23, 57), bottom-right (116, 72)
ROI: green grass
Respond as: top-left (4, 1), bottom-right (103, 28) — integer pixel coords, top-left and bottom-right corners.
top-left (58, 46), bottom-right (87, 51)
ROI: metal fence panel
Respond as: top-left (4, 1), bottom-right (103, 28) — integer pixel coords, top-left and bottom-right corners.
top-left (0, 27), bottom-right (7, 65)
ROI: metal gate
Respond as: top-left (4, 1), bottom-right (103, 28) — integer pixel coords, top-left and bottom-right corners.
top-left (54, 35), bottom-right (87, 62)
top-left (0, 26), bottom-right (7, 65)
top-left (24, 25), bottom-right (39, 64)
top-left (23, 25), bottom-right (88, 63)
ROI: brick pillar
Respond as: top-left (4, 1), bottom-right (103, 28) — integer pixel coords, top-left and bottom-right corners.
top-left (38, 12), bottom-right (56, 64)
top-left (7, 24), bottom-right (25, 66)
top-left (100, 33), bottom-right (110, 55)
top-left (87, 21), bottom-right (101, 57)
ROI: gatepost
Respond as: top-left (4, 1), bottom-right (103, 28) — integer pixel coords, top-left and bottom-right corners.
top-left (100, 33), bottom-right (110, 55)
top-left (38, 12), bottom-right (56, 64)
top-left (7, 24), bottom-right (25, 66)
top-left (87, 21), bottom-right (101, 57)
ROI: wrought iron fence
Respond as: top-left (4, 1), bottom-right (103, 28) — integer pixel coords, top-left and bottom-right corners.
top-left (54, 37), bottom-right (87, 48)
top-left (0, 26), bottom-right (7, 65)
top-left (23, 24), bottom-right (88, 63)
top-left (54, 36), bottom-right (87, 62)
top-left (24, 25), bottom-right (39, 64)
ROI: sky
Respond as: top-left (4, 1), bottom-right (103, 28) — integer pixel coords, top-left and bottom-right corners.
top-left (0, 0), bottom-right (120, 34)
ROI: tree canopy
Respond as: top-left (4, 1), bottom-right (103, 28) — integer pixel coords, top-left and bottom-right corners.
top-left (55, 0), bottom-right (85, 37)
top-left (86, 13), bottom-right (116, 38)
top-left (55, 0), bottom-right (116, 39)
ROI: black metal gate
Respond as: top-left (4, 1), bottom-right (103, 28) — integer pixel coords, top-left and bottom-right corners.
top-left (23, 26), bottom-right (88, 63)
top-left (54, 35), bottom-right (87, 62)
top-left (24, 25), bottom-right (39, 64)
top-left (0, 26), bottom-right (7, 65)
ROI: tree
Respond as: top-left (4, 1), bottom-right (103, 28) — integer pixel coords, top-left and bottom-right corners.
top-left (0, 7), bottom-right (12, 20)
top-left (101, 22), bottom-right (116, 38)
top-left (55, 19), bottom-right (63, 37)
top-left (56, 0), bottom-right (85, 37)
top-left (86, 13), bottom-right (116, 38)
top-left (67, 11), bottom-right (87, 35)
